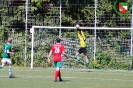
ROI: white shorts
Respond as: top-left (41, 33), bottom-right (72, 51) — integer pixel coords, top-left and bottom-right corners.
top-left (1, 58), bottom-right (12, 65)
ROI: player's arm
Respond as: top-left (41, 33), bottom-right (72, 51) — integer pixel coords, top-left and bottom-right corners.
top-left (62, 51), bottom-right (69, 59)
top-left (7, 50), bottom-right (14, 55)
top-left (77, 30), bottom-right (81, 39)
top-left (47, 50), bottom-right (53, 63)
top-left (61, 45), bottom-right (69, 59)
top-left (81, 30), bottom-right (86, 40)
top-left (7, 46), bottom-right (14, 55)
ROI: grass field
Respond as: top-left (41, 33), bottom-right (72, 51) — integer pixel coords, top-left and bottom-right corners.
top-left (0, 67), bottom-right (133, 88)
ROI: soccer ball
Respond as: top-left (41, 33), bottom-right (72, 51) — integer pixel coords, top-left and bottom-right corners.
top-left (76, 24), bottom-right (80, 29)
top-left (30, 28), bottom-right (33, 34)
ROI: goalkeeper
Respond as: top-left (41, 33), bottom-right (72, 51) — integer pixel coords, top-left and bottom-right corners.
top-left (76, 28), bottom-right (89, 68)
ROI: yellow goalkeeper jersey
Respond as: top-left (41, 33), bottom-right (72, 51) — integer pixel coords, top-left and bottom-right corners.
top-left (77, 30), bottom-right (86, 47)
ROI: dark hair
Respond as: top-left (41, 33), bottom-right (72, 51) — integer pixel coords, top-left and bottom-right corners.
top-left (56, 38), bottom-right (61, 43)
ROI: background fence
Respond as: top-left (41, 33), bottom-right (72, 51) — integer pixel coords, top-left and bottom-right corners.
top-left (0, 0), bottom-right (132, 69)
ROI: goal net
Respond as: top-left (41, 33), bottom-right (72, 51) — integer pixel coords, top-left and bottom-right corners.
top-left (30, 26), bottom-right (133, 69)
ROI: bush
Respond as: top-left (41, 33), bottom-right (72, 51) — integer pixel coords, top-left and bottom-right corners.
top-left (96, 52), bottom-right (111, 66)
top-left (89, 59), bottom-right (101, 69)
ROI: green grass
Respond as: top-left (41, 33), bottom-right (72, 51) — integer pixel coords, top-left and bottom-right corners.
top-left (0, 67), bottom-right (133, 88)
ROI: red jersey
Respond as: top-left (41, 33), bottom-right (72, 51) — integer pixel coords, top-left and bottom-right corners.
top-left (51, 43), bottom-right (65, 62)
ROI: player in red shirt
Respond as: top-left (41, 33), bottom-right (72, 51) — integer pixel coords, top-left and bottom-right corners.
top-left (48, 38), bottom-right (69, 82)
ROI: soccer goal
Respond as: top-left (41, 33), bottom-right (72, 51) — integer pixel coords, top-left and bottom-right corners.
top-left (30, 26), bottom-right (133, 69)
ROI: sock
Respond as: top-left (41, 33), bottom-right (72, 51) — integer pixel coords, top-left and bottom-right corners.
top-left (86, 63), bottom-right (89, 67)
top-left (76, 56), bottom-right (80, 62)
top-left (86, 58), bottom-right (89, 67)
top-left (0, 66), bottom-right (2, 69)
top-left (9, 67), bottom-right (12, 76)
top-left (59, 70), bottom-right (62, 80)
top-left (54, 70), bottom-right (59, 80)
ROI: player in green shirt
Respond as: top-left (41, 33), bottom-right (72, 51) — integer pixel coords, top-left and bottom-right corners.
top-left (0, 38), bottom-right (15, 78)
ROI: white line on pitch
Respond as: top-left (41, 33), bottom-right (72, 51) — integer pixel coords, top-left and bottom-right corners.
top-left (14, 75), bottom-right (133, 82)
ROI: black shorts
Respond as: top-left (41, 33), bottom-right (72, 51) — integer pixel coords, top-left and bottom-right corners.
top-left (78, 47), bottom-right (87, 56)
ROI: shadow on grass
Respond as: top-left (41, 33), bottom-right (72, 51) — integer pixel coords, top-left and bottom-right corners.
top-left (79, 70), bottom-right (92, 72)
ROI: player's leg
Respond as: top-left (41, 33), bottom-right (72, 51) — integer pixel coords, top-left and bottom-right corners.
top-left (76, 49), bottom-right (81, 63)
top-left (54, 62), bottom-right (59, 82)
top-left (83, 48), bottom-right (89, 68)
top-left (8, 64), bottom-right (13, 77)
top-left (54, 62), bottom-right (62, 82)
top-left (59, 70), bottom-right (63, 81)
top-left (0, 59), bottom-right (6, 69)
top-left (57, 62), bottom-right (63, 81)
top-left (84, 55), bottom-right (89, 68)
top-left (7, 59), bottom-right (15, 78)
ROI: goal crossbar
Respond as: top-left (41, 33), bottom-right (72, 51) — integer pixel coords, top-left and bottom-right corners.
top-left (32, 26), bottom-right (133, 30)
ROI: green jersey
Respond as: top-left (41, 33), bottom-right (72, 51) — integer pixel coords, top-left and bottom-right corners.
top-left (3, 43), bottom-right (11, 58)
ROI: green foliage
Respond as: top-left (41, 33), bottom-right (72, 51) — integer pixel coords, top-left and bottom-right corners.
top-left (96, 52), bottom-right (111, 65)
top-left (31, 0), bottom-right (50, 7)
top-left (90, 59), bottom-right (101, 69)
top-left (118, 31), bottom-right (130, 39)
top-left (0, 26), bottom-right (9, 38)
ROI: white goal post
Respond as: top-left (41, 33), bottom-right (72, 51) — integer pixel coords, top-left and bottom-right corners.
top-left (30, 26), bottom-right (133, 69)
